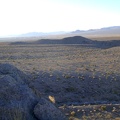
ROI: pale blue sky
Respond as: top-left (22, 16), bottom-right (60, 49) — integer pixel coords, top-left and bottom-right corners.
top-left (0, 0), bottom-right (120, 36)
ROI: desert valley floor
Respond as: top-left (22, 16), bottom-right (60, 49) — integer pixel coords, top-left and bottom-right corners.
top-left (0, 37), bottom-right (120, 119)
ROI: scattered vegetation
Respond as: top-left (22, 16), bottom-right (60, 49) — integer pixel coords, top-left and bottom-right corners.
top-left (0, 42), bottom-right (120, 119)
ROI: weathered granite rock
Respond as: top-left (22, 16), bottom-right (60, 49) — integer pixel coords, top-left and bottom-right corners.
top-left (0, 63), bottom-right (38, 120)
top-left (0, 63), bottom-right (28, 84)
top-left (0, 63), bottom-right (68, 120)
top-left (34, 98), bottom-right (67, 120)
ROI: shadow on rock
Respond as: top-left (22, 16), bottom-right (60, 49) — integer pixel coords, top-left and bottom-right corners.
top-left (0, 63), bottom-right (67, 120)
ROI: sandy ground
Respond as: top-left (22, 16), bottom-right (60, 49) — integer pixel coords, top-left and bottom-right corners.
top-left (0, 43), bottom-right (120, 119)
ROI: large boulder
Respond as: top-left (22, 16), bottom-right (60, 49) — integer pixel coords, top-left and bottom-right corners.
top-left (0, 63), bottom-right (67, 120)
top-left (34, 98), bottom-right (67, 120)
top-left (0, 63), bottom-right (28, 84)
top-left (0, 63), bottom-right (38, 120)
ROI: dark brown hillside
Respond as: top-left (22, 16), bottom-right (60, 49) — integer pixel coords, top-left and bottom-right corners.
top-left (35, 36), bottom-right (93, 44)
top-left (10, 36), bottom-right (94, 45)
top-left (11, 36), bottom-right (120, 49)
top-left (62, 36), bottom-right (93, 44)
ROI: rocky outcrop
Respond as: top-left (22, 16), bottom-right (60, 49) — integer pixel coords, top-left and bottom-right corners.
top-left (34, 98), bottom-right (67, 120)
top-left (0, 63), bottom-right (28, 84)
top-left (0, 63), bottom-right (67, 120)
top-left (0, 63), bottom-right (38, 120)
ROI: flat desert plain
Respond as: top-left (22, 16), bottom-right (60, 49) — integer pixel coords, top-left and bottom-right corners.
top-left (0, 36), bottom-right (120, 119)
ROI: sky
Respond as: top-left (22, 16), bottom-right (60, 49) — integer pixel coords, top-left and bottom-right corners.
top-left (0, 0), bottom-right (120, 36)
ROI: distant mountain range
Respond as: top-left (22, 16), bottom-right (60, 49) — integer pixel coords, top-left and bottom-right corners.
top-left (11, 35), bottom-right (120, 49)
top-left (71, 26), bottom-right (120, 36)
top-left (17, 31), bottom-right (67, 37)
top-left (0, 26), bottom-right (120, 42)
top-left (17, 26), bottom-right (120, 37)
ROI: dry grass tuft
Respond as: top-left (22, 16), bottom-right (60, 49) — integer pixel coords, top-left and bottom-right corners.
top-left (49, 95), bottom-right (56, 104)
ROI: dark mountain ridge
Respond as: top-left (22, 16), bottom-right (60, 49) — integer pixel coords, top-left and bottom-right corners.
top-left (36, 36), bottom-right (93, 44)
top-left (11, 36), bottom-right (120, 49)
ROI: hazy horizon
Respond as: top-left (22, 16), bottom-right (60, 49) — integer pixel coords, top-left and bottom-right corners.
top-left (0, 0), bottom-right (120, 37)
top-left (0, 25), bottom-right (120, 38)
